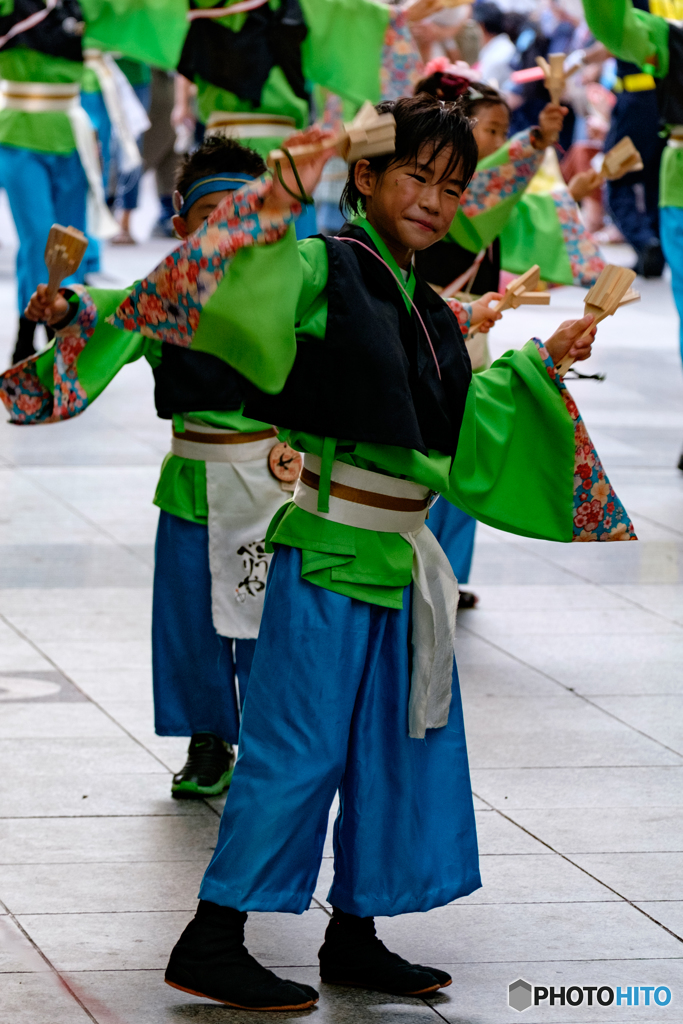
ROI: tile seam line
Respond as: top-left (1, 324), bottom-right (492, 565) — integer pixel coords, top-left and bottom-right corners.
top-left (0, 609), bottom-right (173, 775)
top-left (12, 465), bottom-right (155, 569)
top-left (458, 622), bottom-right (683, 762)
top-left (0, 897), bottom-right (99, 1024)
top-left (470, 792), bottom-right (683, 948)
top-left (0, 610), bottom-right (224, 816)
top-left (479, 532), bottom-right (683, 630)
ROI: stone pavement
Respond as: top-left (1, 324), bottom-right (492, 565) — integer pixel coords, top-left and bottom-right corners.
top-left (1, 180), bottom-right (683, 1023)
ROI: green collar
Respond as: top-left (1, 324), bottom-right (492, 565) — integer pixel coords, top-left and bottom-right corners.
top-left (349, 215), bottom-right (416, 312)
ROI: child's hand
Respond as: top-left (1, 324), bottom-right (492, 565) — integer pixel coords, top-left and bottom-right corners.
top-left (470, 292), bottom-right (503, 333)
top-left (24, 284), bottom-right (69, 325)
top-left (568, 169), bottom-right (603, 202)
top-left (544, 314), bottom-right (596, 364)
top-left (263, 126), bottom-right (336, 216)
top-left (534, 103), bottom-right (568, 148)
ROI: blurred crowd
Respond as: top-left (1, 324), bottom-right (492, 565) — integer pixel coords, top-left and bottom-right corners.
top-left (407, 0), bottom-right (665, 278)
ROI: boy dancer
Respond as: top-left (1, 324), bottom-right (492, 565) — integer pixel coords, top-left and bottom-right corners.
top-left (102, 98), bottom-right (635, 1010)
top-left (8, 136), bottom-right (298, 799)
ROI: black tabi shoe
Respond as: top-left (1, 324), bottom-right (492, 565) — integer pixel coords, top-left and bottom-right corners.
top-left (633, 238), bottom-right (665, 279)
top-left (171, 733), bottom-right (235, 799)
top-left (11, 317), bottom-right (37, 365)
top-left (458, 589), bottom-right (479, 610)
top-left (318, 908), bottom-right (452, 996)
top-left (678, 449), bottom-right (683, 472)
top-left (165, 900), bottom-right (319, 1010)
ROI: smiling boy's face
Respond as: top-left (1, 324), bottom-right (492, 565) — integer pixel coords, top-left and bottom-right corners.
top-left (172, 189), bottom-right (232, 238)
top-left (355, 144), bottom-right (466, 265)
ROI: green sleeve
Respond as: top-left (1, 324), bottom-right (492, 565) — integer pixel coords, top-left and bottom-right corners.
top-left (444, 341), bottom-right (575, 542)
top-left (36, 287), bottom-right (151, 405)
top-left (298, 0), bottom-right (389, 106)
top-left (582, 0), bottom-right (669, 76)
top-left (499, 193), bottom-right (574, 285)
top-left (191, 226), bottom-right (305, 393)
top-left (81, 0), bottom-right (189, 70)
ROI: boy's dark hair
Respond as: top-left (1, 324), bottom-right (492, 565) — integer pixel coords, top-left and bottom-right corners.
top-left (175, 136), bottom-right (267, 200)
top-left (340, 96), bottom-right (479, 218)
top-left (472, 1), bottom-right (505, 37)
top-left (415, 74), bottom-right (510, 121)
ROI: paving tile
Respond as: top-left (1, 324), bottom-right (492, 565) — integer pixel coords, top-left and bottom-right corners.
top-left (0, 544), bottom-right (153, 588)
top-left (463, 583), bottom-right (632, 612)
top-left (457, 660), bottom-right (564, 699)
top-left (465, 606), bottom-right (676, 638)
top-left (471, 766), bottom-right (683, 810)
top-left (378, 901), bottom-right (683, 964)
top-left (0, 916), bottom-right (50, 973)
top-left (0, 974), bottom-right (92, 1024)
top-left (463, 693), bottom-right (681, 769)
top-left (62, 668), bottom-right (153, 704)
top-left (0, 704), bottom-right (125, 739)
top-left (0, 769), bottom-right (205, 819)
top-left (589, 695), bottom-right (683, 755)
top-left (0, 736), bottom-right (163, 780)
top-left (4, 856), bottom-right (207, 915)
top-left (0, 815), bottom-right (218, 865)
top-left (36, 640), bottom-right (152, 675)
top-left (609, 584), bottom-right (683, 625)
top-left (474, 810), bottom-right (549, 856)
top-left (634, 902), bottom-right (683, 941)
top-left (18, 911), bottom-right (195, 973)
top-left (568, 853), bottom-right (683, 902)
top-left (63, 968), bottom-right (441, 1024)
top-left (506, 807), bottom-right (683, 854)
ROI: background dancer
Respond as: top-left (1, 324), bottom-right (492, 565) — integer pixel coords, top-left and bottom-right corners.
top-left (7, 136), bottom-right (293, 801)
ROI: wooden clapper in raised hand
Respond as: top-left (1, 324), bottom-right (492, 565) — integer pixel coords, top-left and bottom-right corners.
top-left (493, 265), bottom-right (550, 314)
top-left (44, 224), bottom-right (89, 301)
top-left (268, 101), bottom-right (396, 168)
top-left (536, 52), bottom-right (582, 105)
top-left (555, 264), bottom-right (640, 376)
top-left (600, 136), bottom-right (644, 180)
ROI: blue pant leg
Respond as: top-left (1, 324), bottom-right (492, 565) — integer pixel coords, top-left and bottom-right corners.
top-left (328, 596), bottom-right (481, 917)
top-left (660, 206), bottom-right (683, 365)
top-left (0, 146), bottom-right (56, 312)
top-left (426, 499), bottom-right (477, 584)
top-left (199, 544), bottom-right (373, 913)
top-left (48, 151), bottom-right (90, 289)
top-left (152, 511), bottom-right (242, 742)
top-left (234, 638), bottom-right (256, 709)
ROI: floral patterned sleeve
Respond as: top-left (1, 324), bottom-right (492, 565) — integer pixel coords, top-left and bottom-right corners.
top-left (381, 8), bottom-right (422, 101)
top-left (0, 287), bottom-right (97, 424)
top-left (446, 298), bottom-right (472, 335)
top-left (532, 338), bottom-right (637, 543)
top-left (108, 175), bottom-right (298, 346)
top-left (459, 129), bottom-right (544, 220)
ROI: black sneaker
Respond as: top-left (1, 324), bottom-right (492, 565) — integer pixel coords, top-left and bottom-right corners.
top-left (678, 450), bottom-right (683, 472)
top-left (166, 901), bottom-right (319, 1010)
top-left (11, 317), bottom-right (37, 365)
top-left (319, 908), bottom-right (451, 996)
top-left (171, 733), bottom-right (235, 799)
top-left (458, 589), bottom-right (479, 610)
top-left (634, 239), bottom-right (665, 279)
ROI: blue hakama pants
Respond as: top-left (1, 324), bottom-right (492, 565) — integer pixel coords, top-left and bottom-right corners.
top-left (660, 206), bottom-right (683, 366)
top-left (426, 499), bottom-right (477, 584)
top-left (152, 511), bottom-right (255, 743)
top-left (0, 145), bottom-right (94, 313)
top-left (199, 544), bottom-right (481, 918)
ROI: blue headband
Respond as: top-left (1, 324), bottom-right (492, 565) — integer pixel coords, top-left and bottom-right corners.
top-left (175, 174), bottom-right (255, 217)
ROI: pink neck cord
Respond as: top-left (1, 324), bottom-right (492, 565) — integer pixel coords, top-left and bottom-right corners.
top-left (332, 236), bottom-right (442, 380)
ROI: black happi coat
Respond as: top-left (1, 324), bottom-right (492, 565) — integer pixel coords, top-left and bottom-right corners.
top-left (178, 0), bottom-right (308, 108)
top-left (244, 224), bottom-right (473, 457)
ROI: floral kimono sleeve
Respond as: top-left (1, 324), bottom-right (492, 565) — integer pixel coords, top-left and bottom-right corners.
top-left (0, 286), bottom-right (149, 424)
top-left (445, 340), bottom-right (637, 543)
top-left (109, 176), bottom-right (305, 394)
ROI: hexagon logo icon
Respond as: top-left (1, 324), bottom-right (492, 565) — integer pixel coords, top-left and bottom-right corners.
top-left (509, 979), bottom-right (533, 1012)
